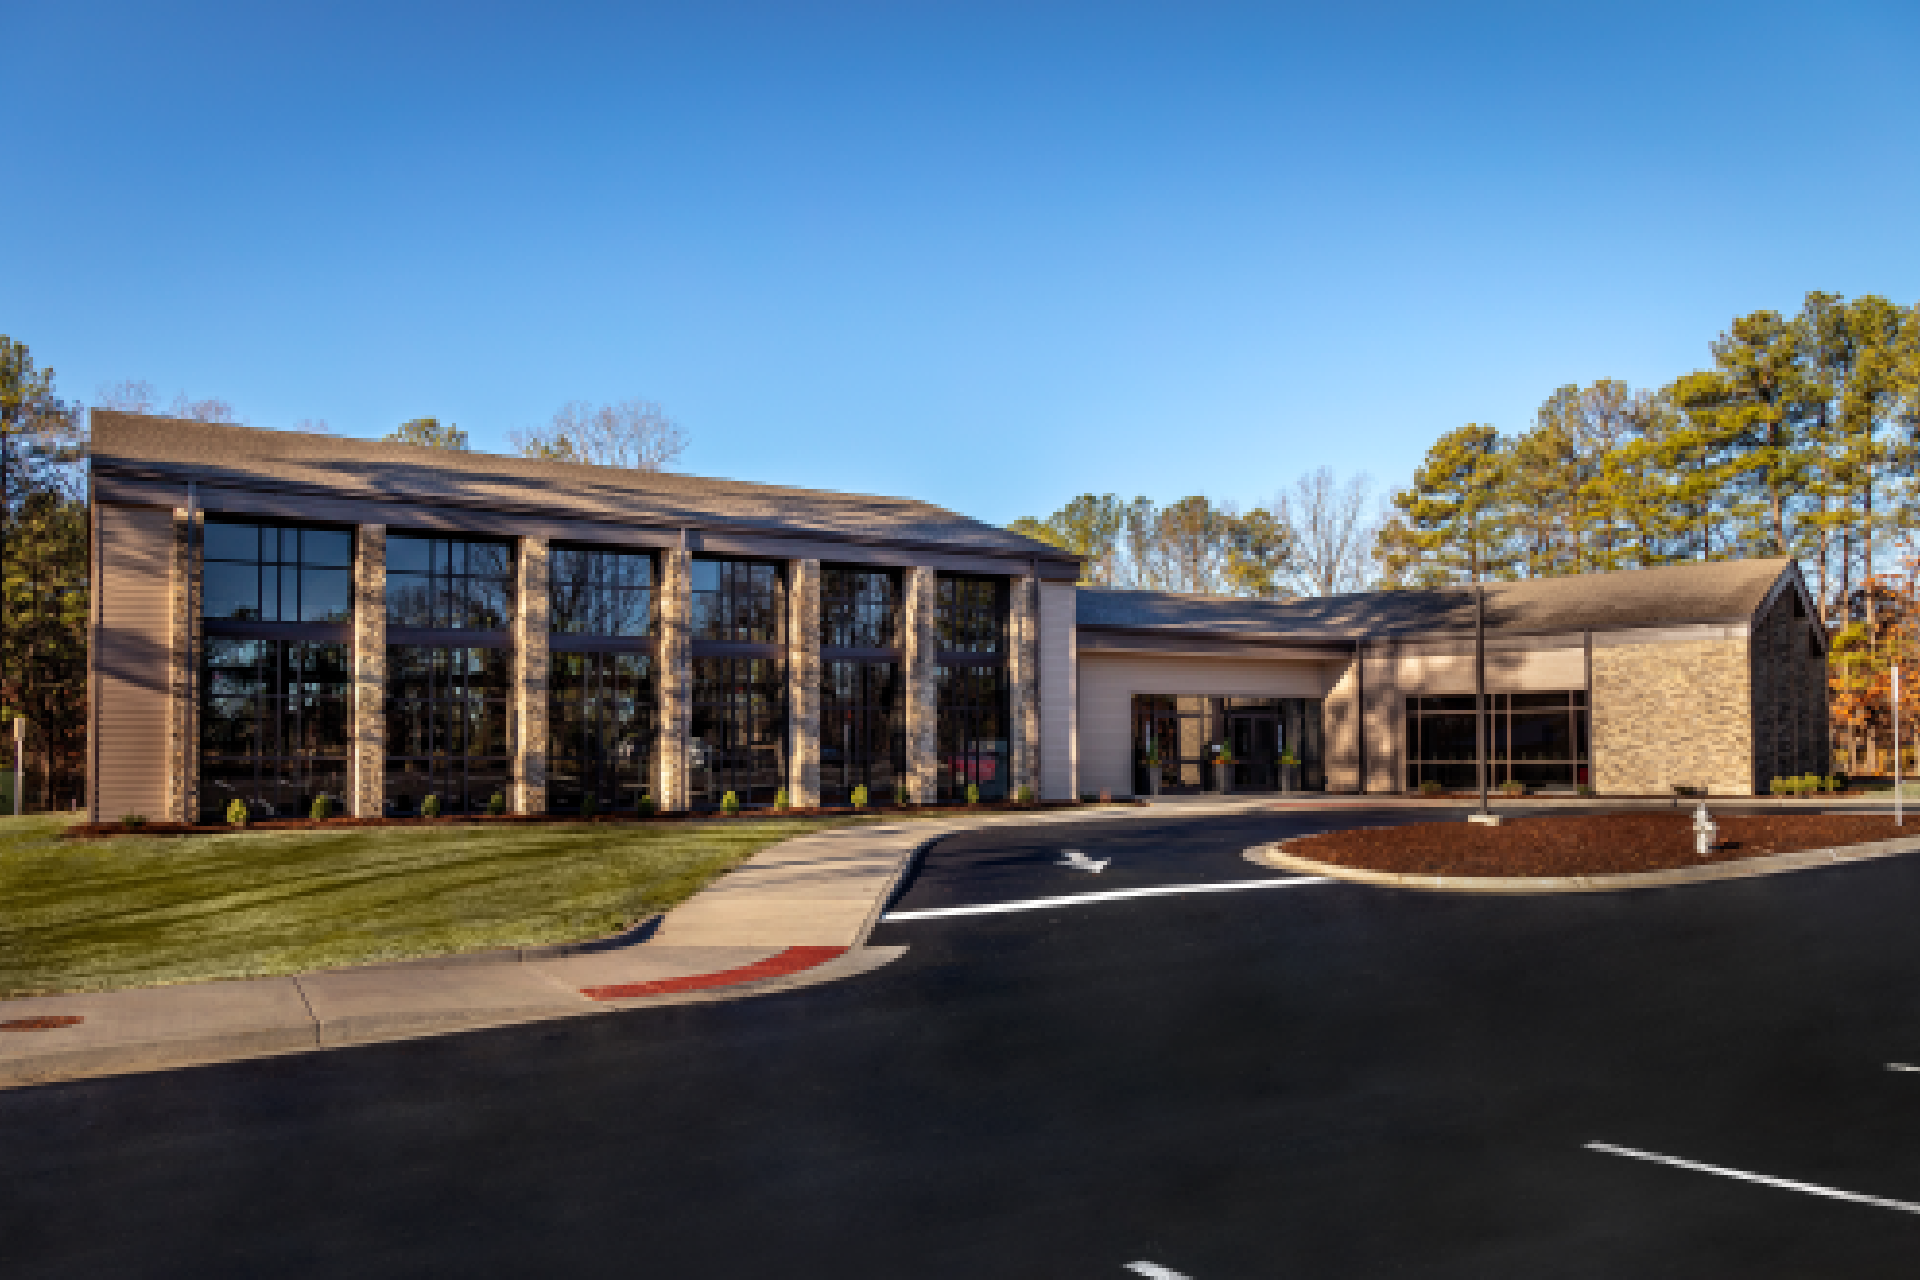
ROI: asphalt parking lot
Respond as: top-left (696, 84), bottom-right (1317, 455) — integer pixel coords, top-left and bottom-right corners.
top-left (6, 807), bottom-right (1920, 1278)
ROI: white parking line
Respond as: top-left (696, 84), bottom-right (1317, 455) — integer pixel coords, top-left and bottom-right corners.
top-left (882, 877), bottom-right (1329, 921)
top-left (1124, 1264), bottom-right (1193, 1279)
top-left (1586, 1142), bottom-right (1920, 1215)
top-left (1888, 1064), bottom-right (1920, 1073)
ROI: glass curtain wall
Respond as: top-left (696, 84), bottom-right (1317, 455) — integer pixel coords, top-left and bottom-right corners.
top-left (819, 567), bottom-right (903, 805)
top-left (385, 533), bottom-right (515, 814)
top-left (198, 521), bottom-right (354, 821)
top-left (689, 558), bottom-right (786, 806)
top-left (1130, 695), bottom-right (1325, 795)
top-left (1403, 691), bottom-right (1590, 790)
top-left (549, 547), bottom-right (657, 814)
top-left (935, 575), bottom-right (1008, 801)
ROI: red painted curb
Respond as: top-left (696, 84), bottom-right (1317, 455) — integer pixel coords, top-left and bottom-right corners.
top-left (0, 1016), bottom-right (85, 1032)
top-left (580, 946), bottom-right (849, 1000)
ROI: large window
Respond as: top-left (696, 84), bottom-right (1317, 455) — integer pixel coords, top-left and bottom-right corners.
top-left (1129, 696), bottom-right (1324, 796)
top-left (821, 660), bottom-right (904, 805)
top-left (690, 658), bottom-right (786, 806)
top-left (203, 523), bottom-right (352, 623)
top-left (386, 534), bottom-right (514, 630)
top-left (937, 663), bottom-right (1009, 802)
top-left (385, 646), bottom-right (513, 814)
top-left (691, 559), bottom-right (784, 643)
top-left (200, 639), bottom-right (350, 821)
top-left (198, 519), bottom-right (355, 821)
top-left (548, 546), bottom-right (657, 814)
top-left (1404, 691), bottom-right (1590, 791)
top-left (551, 547), bottom-right (653, 637)
top-left (550, 653), bottom-right (655, 814)
top-left (937, 576), bottom-right (1005, 654)
top-left (821, 568), bottom-right (899, 649)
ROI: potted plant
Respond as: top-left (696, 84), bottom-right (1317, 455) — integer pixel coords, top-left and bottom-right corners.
top-left (1279, 748), bottom-right (1299, 795)
top-left (1214, 743), bottom-right (1235, 794)
top-left (1499, 779), bottom-right (1525, 798)
top-left (1144, 745), bottom-right (1162, 797)
top-left (721, 790), bottom-right (741, 816)
top-left (851, 784), bottom-right (869, 810)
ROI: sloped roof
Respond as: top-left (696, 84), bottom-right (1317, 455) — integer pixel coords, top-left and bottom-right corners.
top-left (89, 412), bottom-right (1069, 559)
top-left (1078, 557), bottom-right (1798, 639)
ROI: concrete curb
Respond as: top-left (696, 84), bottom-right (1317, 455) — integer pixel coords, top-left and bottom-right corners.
top-left (1246, 832), bottom-right (1920, 893)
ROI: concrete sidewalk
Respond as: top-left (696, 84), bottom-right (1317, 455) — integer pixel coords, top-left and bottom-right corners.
top-left (0, 805), bottom-right (1159, 1090)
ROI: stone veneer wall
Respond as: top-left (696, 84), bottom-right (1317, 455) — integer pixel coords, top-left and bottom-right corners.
top-left (1749, 584), bottom-right (1828, 788)
top-left (1593, 632), bottom-right (1753, 795)
top-left (1008, 574), bottom-right (1039, 796)
top-left (167, 508), bottom-right (203, 824)
top-left (350, 525), bottom-right (387, 818)
top-left (657, 544), bottom-right (692, 810)
top-left (512, 537), bottom-right (551, 814)
top-left (786, 558), bottom-right (822, 807)
top-left (902, 566), bottom-right (938, 803)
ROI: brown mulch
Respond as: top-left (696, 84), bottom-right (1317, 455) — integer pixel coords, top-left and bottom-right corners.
top-left (1291, 812), bottom-right (1920, 878)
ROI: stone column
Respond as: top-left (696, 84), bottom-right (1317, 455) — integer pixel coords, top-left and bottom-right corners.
top-left (350, 525), bottom-right (387, 818)
top-left (512, 537), bottom-right (550, 815)
top-left (1008, 574), bottom-right (1040, 798)
top-left (657, 543), bottom-right (693, 810)
top-left (168, 507), bottom-right (203, 824)
top-left (903, 566), bottom-right (939, 804)
top-left (786, 558), bottom-right (821, 807)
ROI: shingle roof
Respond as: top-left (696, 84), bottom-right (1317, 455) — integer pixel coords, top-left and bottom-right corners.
top-left (89, 412), bottom-right (1069, 559)
top-left (1077, 558), bottom-right (1798, 638)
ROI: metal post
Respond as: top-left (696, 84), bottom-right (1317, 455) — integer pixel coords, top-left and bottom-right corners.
top-left (1476, 583), bottom-right (1489, 815)
top-left (12, 716), bottom-right (23, 816)
top-left (1896, 665), bottom-right (1903, 828)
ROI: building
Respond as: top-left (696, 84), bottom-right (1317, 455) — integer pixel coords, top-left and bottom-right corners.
top-left (86, 413), bottom-right (1828, 822)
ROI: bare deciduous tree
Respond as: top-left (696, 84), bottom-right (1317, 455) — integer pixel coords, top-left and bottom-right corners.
top-left (1274, 467), bottom-right (1378, 596)
top-left (512, 399), bottom-right (687, 471)
top-left (94, 380), bottom-right (244, 424)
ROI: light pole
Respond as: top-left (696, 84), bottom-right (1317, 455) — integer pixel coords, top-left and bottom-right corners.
top-left (1476, 582), bottom-right (1489, 817)
top-left (12, 716), bottom-right (23, 817)
top-left (1896, 664), bottom-right (1903, 828)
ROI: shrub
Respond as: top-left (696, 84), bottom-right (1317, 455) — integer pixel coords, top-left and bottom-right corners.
top-left (774, 787), bottom-right (790, 811)
top-left (966, 783), bottom-right (981, 805)
top-left (636, 794), bottom-right (657, 818)
top-left (579, 793), bottom-right (597, 819)
top-left (721, 791), bottom-right (741, 816)
top-left (1769, 777), bottom-right (1787, 795)
top-left (1418, 780), bottom-right (1443, 797)
top-left (310, 795), bottom-right (333, 821)
top-left (894, 784), bottom-right (909, 807)
top-left (1499, 780), bottom-right (1524, 797)
top-left (119, 813), bottom-right (148, 830)
top-left (1576, 783), bottom-right (1594, 797)
top-left (421, 794), bottom-right (442, 819)
top-left (1016, 784), bottom-right (1035, 804)
top-left (226, 798), bottom-right (250, 827)
top-left (487, 792), bottom-right (506, 816)
top-left (851, 784), bottom-right (869, 809)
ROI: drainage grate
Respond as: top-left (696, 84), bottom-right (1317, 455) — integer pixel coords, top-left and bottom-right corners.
top-left (0, 1016), bottom-right (85, 1031)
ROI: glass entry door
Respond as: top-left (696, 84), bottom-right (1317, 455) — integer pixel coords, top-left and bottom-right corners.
top-left (1229, 712), bottom-right (1279, 791)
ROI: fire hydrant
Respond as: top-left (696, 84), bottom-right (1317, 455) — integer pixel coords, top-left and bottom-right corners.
top-left (1693, 801), bottom-right (1718, 857)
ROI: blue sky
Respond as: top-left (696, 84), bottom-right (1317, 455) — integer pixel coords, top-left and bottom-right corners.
top-left (11, 1), bottom-right (1918, 526)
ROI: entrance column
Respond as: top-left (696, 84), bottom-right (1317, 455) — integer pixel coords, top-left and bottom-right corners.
top-left (350, 524), bottom-right (386, 818)
top-left (903, 566), bottom-right (938, 803)
top-left (512, 536), bottom-right (550, 815)
top-left (786, 558), bottom-right (821, 807)
top-left (1008, 573), bottom-right (1039, 797)
top-left (658, 542), bottom-right (693, 810)
top-left (168, 505), bottom-right (203, 824)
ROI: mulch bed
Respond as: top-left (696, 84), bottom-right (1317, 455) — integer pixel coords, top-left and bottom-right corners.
top-left (65, 798), bottom-right (1136, 840)
top-left (1291, 813), bottom-right (1920, 878)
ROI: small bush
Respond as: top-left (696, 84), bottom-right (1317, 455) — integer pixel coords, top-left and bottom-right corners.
top-left (226, 798), bottom-right (250, 827)
top-left (421, 794), bottom-right (442, 819)
top-left (310, 795), bottom-right (333, 822)
top-left (636, 794), bottom-right (657, 818)
top-left (851, 784), bottom-right (869, 809)
top-left (487, 792), bottom-right (506, 816)
top-left (1769, 777), bottom-right (1787, 795)
top-left (119, 813), bottom-right (148, 830)
top-left (721, 791), bottom-right (741, 816)
top-left (1499, 780), bottom-right (1524, 797)
top-left (579, 794), bottom-right (597, 819)
top-left (1576, 783), bottom-right (1595, 797)
top-left (1016, 784), bottom-right (1035, 804)
top-left (894, 784), bottom-right (909, 807)
top-left (1418, 780), bottom-right (1443, 797)
top-left (774, 787), bottom-right (790, 811)
top-left (966, 783), bottom-right (981, 805)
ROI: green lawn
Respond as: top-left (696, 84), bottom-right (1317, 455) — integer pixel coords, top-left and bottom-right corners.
top-left (0, 814), bottom-right (871, 997)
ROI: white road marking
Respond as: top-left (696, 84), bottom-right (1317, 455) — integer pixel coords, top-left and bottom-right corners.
top-left (1124, 1264), bottom-right (1192, 1279)
top-left (882, 877), bottom-right (1329, 921)
top-left (1888, 1064), bottom-right (1920, 1073)
top-left (1586, 1141), bottom-right (1920, 1215)
top-left (1060, 849), bottom-right (1110, 873)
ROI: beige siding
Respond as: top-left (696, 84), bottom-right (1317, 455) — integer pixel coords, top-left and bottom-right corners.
top-left (1038, 581), bottom-right (1077, 800)
top-left (1076, 652), bottom-right (1341, 797)
top-left (1324, 656), bottom-right (1360, 792)
top-left (92, 504), bottom-right (175, 823)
